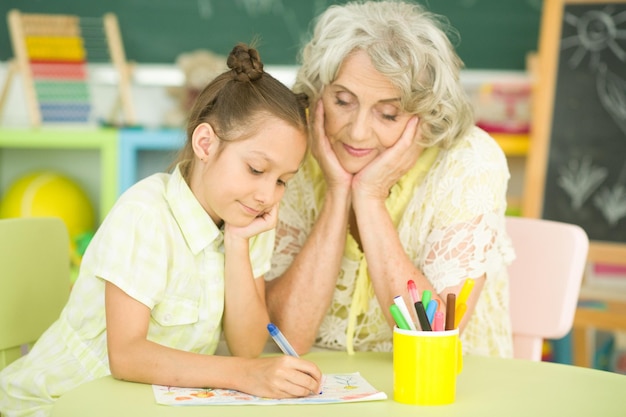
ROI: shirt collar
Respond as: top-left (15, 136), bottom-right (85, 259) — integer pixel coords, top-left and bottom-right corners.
top-left (166, 163), bottom-right (223, 254)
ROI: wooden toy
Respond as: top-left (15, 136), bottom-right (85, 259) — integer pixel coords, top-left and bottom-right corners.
top-left (0, 10), bottom-right (136, 126)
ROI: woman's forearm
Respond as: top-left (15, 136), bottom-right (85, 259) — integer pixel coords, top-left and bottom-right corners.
top-left (352, 196), bottom-right (439, 327)
top-left (265, 189), bottom-right (351, 353)
top-left (353, 196), bottom-right (486, 333)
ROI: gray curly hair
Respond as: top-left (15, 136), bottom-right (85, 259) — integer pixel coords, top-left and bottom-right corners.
top-left (294, 0), bottom-right (475, 148)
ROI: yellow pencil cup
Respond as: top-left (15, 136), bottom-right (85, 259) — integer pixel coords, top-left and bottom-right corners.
top-left (393, 327), bottom-right (463, 405)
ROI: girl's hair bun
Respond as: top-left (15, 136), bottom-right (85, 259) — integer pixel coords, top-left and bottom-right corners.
top-left (227, 43), bottom-right (264, 82)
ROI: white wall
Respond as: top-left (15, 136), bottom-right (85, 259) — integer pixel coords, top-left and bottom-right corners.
top-left (0, 62), bottom-right (530, 128)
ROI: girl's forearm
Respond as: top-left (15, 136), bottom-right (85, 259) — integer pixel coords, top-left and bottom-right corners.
top-left (109, 337), bottom-right (256, 389)
top-left (223, 236), bottom-right (270, 357)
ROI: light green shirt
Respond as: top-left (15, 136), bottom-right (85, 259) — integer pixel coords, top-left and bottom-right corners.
top-left (0, 165), bottom-right (274, 415)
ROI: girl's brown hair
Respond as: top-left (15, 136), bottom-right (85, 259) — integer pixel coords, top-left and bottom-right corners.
top-left (171, 43), bottom-right (309, 177)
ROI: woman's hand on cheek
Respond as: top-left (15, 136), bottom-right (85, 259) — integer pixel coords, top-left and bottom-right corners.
top-left (352, 116), bottom-right (422, 202)
top-left (224, 204), bottom-right (279, 241)
top-left (310, 100), bottom-right (352, 192)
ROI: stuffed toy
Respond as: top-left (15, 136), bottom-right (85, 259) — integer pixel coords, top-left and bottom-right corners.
top-left (164, 49), bottom-right (227, 127)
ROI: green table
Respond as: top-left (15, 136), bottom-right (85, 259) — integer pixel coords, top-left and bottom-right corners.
top-left (51, 351), bottom-right (626, 417)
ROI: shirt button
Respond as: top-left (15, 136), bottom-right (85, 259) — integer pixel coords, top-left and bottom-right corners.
top-left (163, 313), bottom-right (172, 323)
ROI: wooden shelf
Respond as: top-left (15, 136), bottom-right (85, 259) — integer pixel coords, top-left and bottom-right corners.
top-left (573, 297), bottom-right (626, 368)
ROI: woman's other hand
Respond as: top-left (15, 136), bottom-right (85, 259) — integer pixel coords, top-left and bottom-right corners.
top-left (352, 116), bottom-right (422, 202)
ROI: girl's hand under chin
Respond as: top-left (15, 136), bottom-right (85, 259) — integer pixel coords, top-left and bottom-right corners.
top-left (224, 204), bottom-right (279, 240)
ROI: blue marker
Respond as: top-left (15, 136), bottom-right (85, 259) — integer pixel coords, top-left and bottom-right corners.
top-left (267, 323), bottom-right (299, 357)
top-left (425, 299), bottom-right (439, 324)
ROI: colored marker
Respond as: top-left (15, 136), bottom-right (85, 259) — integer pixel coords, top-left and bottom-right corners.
top-left (445, 293), bottom-right (456, 330)
top-left (390, 304), bottom-right (411, 330)
top-left (433, 311), bottom-right (444, 331)
top-left (455, 303), bottom-right (468, 328)
top-left (407, 280), bottom-right (419, 304)
top-left (421, 290), bottom-right (432, 311)
top-left (393, 295), bottom-right (417, 331)
top-left (425, 299), bottom-right (439, 324)
top-left (457, 278), bottom-right (475, 309)
top-left (414, 301), bottom-right (432, 331)
top-left (267, 323), bottom-right (299, 357)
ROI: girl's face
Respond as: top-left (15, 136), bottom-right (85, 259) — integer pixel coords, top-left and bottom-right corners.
top-left (192, 116), bottom-right (307, 227)
top-left (320, 49), bottom-right (414, 174)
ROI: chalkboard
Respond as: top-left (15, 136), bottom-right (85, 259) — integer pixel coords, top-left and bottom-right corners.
top-left (524, 0), bottom-right (626, 264)
top-left (0, 0), bottom-right (541, 70)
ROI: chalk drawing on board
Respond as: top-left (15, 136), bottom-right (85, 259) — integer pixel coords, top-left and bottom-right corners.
top-left (593, 163), bottom-right (626, 226)
top-left (597, 64), bottom-right (626, 136)
top-left (197, 0), bottom-right (213, 19)
top-left (557, 155), bottom-right (626, 228)
top-left (561, 7), bottom-right (626, 69)
top-left (233, 0), bottom-right (322, 47)
top-left (557, 156), bottom-right (608, 211)
top-left (561, 7), bottom-right (626, 136)
top-left (552, 6), bottom-right (626, 229)
top-left (236, 0), bottom-right (282, 15)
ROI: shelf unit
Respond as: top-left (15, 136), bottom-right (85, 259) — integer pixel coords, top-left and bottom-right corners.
top-left (118, 129), bottom-right (185, 194)
top-left (0, 128), bottom-right (118, 222)
top-left (492, 133), bottom-right (530, 156)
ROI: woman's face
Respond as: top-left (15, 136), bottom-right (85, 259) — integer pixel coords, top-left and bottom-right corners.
top-left (320, 49), bottom-right (414, 174)
top-left (193, 116), bottom-right (306, 227)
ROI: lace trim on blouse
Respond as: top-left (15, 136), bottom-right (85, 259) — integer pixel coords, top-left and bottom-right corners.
top-left (268, 127), bottom-right (515, 357)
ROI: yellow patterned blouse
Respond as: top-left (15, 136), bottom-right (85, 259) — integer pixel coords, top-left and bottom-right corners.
top-left (267, 126), bottom-right (515, 358)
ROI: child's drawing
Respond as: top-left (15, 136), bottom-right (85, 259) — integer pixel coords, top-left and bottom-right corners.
top-left (152, 372), bottom-right (387, 406)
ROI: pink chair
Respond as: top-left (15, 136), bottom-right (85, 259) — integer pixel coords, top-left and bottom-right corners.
top-left (505, 216), bottom-right (589, 361)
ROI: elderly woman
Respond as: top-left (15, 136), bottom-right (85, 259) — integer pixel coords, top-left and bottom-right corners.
top-left (265, 0), bottom-right (515, 357)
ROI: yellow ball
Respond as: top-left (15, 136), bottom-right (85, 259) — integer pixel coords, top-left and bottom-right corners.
top-left (0, 171), bottom-right (95, 239)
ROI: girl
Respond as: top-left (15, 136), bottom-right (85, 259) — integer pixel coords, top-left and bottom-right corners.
top-left (0, 43), bottom-right (321, 417)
